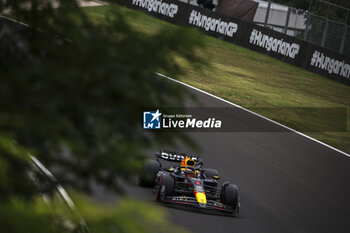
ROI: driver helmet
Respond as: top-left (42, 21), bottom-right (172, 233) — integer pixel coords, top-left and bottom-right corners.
top-left (180, 156), bottom-right (196, 167)
top-left (180, 156), bottom-right (196, 177)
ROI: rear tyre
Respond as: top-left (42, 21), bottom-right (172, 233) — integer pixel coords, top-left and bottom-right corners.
top-left (139, 160), bottom-right (160, 187)
top-left (202, 168), bottom-right (219, 179)
top-left (221, 183), bottom-right (239, 212)
top-left (156, 173), bottom-right (174, 201)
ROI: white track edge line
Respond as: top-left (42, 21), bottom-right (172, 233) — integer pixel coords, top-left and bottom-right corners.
top-left (155, 72), bottom-right (350, 158)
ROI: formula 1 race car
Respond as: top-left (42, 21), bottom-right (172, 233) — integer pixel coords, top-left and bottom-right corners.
top-left (139, 150), bottom-right (240, 214)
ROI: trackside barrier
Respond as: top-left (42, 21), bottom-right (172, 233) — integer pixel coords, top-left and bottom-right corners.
top-left (112, 0), bottom-right (350, 86)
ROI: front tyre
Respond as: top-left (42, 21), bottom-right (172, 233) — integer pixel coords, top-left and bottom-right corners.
top-left (156, 173), bottom-right (174, 201)
top-left (221, 183), bottom-right (239, 212)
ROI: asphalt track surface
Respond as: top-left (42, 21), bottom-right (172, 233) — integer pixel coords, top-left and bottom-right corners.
top-left (94, 77), bottom-right (350, 233)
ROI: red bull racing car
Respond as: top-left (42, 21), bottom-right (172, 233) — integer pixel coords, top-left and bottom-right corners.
top-left (139, 150), bottom-right (240, 214)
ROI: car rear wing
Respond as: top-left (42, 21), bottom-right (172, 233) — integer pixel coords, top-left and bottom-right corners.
top-left (155, 150), bottom-right (202, 164)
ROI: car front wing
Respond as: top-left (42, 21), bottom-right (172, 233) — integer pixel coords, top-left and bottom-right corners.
top-left (163, 196), bottom-right (237, 213)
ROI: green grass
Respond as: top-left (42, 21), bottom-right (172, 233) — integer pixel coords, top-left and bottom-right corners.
top-left (84, 5), bottom-right (350, 154)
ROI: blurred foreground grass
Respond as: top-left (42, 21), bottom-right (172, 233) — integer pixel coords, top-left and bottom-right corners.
top-left (73, 194), bottom-right (191, 233)
top-left (0, 193), bottom-right (191, 233)
top-left (84, 4), bottom-right (350, 153)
